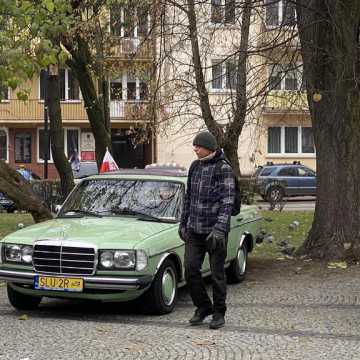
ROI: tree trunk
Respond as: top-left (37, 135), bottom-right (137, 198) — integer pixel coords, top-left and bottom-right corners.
top-left (184, 0), bottom-right (252, 178)
top-left (64, 35), bottom-right (112, 169)
top-left (296, 0), bottom-right (360, 260)
top-left (0, 161), bottom-right (52, 222)
top-left (47, 66), bottom-right (75, 199)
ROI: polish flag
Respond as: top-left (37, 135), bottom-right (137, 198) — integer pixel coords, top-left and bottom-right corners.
top-left (99, 149), bottom-right (119, 173)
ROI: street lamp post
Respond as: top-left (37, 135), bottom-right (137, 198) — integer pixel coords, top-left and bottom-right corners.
top-left (43, 69), bottom-right (49, 179)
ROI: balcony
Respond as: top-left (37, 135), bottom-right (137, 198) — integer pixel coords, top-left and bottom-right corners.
top-left (263, 90), bottom-right (309, 114)
top-left (0, 99), bottom-right (151, 123)
top-left (108, 37), bottom-right (154, 60)
top-left (110, 101), bottom-right (151, 121)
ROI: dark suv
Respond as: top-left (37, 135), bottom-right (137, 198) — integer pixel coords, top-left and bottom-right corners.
top-left (255, 162), bottom-right (316, 202)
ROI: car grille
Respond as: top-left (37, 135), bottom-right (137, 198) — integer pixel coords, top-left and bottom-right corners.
top-left (33, 244), bottom-right (96, 275)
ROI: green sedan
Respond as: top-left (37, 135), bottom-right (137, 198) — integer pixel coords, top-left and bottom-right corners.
top-left (0, 168), bottom-right (262, 314)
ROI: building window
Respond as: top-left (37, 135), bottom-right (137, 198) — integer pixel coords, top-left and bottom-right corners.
top-left (268, 126), bottom-right (315, 154)
top-left (66, 129), bottom-right (80, 161)
top-left (302, 127), bottom-right (315, 153)
top-left (211, 0), bottom-right (235, 24)
top-left (40, 69), bottom-right (80, 101)
top-left (38, 129), bottom-right (52, 162)
top-left (15, 132), bottom-right (32, 163)
top-left (211, 60), bottom-right (237, 90)
top-left (268, 64), bottom-right (303, 91)
top-left (38, 128), bottom-right (80, 162)
top-left (110, 4), bottom-right (150, 37)
top-left (0, 128), bottom-right (8, 161)
top-left (110, 72), bottom-right (149, 101)
top-left (265, 0), bottom-right (296, 27)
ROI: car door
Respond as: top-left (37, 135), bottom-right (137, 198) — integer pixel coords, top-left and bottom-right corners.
top-left (277, 167), bottom-right (298, 196)
top-left (297, 167), bottom-right (316, 195)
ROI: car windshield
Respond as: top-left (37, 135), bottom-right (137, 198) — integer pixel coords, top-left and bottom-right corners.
top-left (59, 179), bottom-right (183, 221)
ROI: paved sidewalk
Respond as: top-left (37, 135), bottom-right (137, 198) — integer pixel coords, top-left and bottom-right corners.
top-left (0, 259), bottom-right (360, 359)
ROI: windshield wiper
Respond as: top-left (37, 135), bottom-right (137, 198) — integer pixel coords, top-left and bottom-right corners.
top-left (62, 209), bottom-right (103, 218)
top-left (111, 207), bottom-right (177, 223)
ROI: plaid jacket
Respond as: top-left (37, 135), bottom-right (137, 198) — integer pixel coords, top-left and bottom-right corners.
top-left (180, 150), bottom-right (235, 234)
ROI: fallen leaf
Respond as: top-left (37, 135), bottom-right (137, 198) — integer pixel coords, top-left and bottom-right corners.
top-left (344, 243), bottom-right (351, 250)
top-left (19, 314), bottom-right (28, 321)
top-left (327, 261), bottom-right (347, 269)
top-left (192, 340), bottom-right (216, 346)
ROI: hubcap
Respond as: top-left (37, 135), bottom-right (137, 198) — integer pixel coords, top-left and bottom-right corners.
top-left (270, 189), bottom-right (281, 201)
top-left (237, 247), bottom-right (246, 275)
top-left (161, 267), bottom-right (176, 306)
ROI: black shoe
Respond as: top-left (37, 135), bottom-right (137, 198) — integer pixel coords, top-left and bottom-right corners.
top-left (209, 313), bottom-right (225, 329)
top-left (189, 307), bottom-right (213, 325)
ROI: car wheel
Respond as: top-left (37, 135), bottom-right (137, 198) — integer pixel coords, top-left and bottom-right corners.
top-left (266, 186), bottom-right (284, 202)
top-left (7, 284), bottom-right (42, 310)
top-left (142, 258), bottom-right (178, 315)
top-left (6, 208), bottom-right (15, 213)
top-left (226, 243), bottom-right (248, 284)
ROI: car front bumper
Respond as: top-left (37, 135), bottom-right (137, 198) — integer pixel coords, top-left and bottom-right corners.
top-left (0, 269), bottom-right (153, 291)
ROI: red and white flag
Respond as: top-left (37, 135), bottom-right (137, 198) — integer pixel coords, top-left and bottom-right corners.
top-left (100, 149), bottom-right (119, 173)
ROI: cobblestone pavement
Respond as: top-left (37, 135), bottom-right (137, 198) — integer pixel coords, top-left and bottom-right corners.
top-left (1, 259), bottom-right (360, 360)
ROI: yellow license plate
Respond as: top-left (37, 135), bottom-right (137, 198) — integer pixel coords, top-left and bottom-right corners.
top-left (35, 275), bottom-right (83, 292)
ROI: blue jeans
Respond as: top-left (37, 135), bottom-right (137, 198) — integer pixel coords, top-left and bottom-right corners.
top-left (184, 230), bottom-right (227, 315)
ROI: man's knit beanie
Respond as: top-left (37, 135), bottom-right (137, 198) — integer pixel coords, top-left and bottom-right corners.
top-left (193, 131), bottom-right (218, 151)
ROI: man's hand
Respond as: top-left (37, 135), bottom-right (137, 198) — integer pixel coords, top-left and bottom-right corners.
top-left (206, 228), bottom-right (226, 253)
top-left (178, 225), bottom-right (188, 242)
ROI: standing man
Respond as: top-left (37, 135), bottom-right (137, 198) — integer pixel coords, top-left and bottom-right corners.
top-left (179, 131), bottom-right (235, 329)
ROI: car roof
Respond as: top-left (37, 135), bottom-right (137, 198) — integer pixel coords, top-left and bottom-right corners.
top-left (81, 168), bottom-right (188, 183)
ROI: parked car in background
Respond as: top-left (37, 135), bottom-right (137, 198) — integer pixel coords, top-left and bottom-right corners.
top-left (0, 166), bottom-right (262, 315)
top-left (0, 192), bottom-right (16, 213)
top-left (255, 162), bottom-right (316, 202)
top-left (0, 170), bottom-right (41, 213)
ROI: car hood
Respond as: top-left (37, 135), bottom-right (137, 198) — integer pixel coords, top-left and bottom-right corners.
top-left (1, 217), bottom-right (176, 250)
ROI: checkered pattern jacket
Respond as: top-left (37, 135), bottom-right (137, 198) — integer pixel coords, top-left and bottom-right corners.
top-left (180, 150), bottom-right (235, 234)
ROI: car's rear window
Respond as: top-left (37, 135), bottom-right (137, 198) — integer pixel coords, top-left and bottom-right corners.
top-left (259, 167), bottom-right (274, 176)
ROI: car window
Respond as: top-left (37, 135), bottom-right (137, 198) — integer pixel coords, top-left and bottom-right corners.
top-left (259, 167), bottom-right (273, 176)
top-left (60, 179), bottom-right (184, 220)
top-left (278, 167), bottom-right (297, 176)
top-left (304, 167), bottom-right (316, 176)
top-left (297, 168), bottom-right (307, 176)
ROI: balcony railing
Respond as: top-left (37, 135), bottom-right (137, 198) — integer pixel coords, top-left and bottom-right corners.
top-left (263, 90), bottom-right (309, 113)
top-left (108, 37), bottom-right (154, 60)
top-left (0, 99), bottom-right (150, 122)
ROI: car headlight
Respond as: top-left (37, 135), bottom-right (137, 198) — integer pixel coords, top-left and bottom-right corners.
top-left (99, 250), bottom-right (147, 270)
top-left (21, 246), bottom-right (33, 264)
top-left (100, 251), bottom-right (114, 268)
top-left (4, 244), bottom-right (33, 264)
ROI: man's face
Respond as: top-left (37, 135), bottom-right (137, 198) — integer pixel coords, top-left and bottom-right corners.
top-left (193, 145), bottom-right (213, 159)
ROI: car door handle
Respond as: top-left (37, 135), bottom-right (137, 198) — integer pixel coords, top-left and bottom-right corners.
top-left (237, 217), bottom-right (244, 222)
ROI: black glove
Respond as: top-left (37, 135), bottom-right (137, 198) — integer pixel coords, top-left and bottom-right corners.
top-left (178, 225), bottom-right (188, 242)
top-left (206, 228), bottom-right (226, 253)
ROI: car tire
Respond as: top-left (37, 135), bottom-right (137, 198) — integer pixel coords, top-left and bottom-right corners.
top-left (7, 284), bottom-right (42, 310)
top-left (226, 243), bottom-right (248, 284)
top-left (6, 208), bottom-right (15, 213)
top-left (142, 258), bottom-right (178, 315)
top-left (266, 186), bottom-right (284, 202)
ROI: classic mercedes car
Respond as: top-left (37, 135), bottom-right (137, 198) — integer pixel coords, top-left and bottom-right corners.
top-left (0, 168), bottom-right (262, 314)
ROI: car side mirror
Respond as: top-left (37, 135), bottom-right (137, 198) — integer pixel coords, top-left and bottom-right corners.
top-left (54, 204), bottom-right (62, 214)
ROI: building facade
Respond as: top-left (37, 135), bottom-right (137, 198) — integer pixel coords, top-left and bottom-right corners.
top-left (0, 1), bottom-right (316, 179)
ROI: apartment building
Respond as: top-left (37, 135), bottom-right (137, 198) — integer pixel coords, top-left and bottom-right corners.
top-left (156, 0), bottom-right (316, 174)
top-left (0, 4), bottom-right (155, 179)
top-left (257, 0), bottom-right (316, 171)
top-left (0, 1), bottom-right (315, 178)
